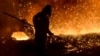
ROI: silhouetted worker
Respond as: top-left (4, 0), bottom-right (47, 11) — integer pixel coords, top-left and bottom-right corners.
top-left (33, 5), bottom-right (53, 56)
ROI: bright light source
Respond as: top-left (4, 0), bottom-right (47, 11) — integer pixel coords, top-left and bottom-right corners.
top-left (11, 32), bottom-right (30, 41)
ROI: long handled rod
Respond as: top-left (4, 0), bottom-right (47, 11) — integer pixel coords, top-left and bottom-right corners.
top-left (3, 12), bottom-right (34, 27)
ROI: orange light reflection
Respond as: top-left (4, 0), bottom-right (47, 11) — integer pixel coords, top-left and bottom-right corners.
top-left (11, 32), bottom-right (30, 40)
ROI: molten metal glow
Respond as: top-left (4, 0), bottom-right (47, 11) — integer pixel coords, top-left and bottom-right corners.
top-left (11, 0), bottom-right (100, 40)
top-left (11, 32), bottom-right (29, 40)
top-left (23, 0), bottom-right (100, 35)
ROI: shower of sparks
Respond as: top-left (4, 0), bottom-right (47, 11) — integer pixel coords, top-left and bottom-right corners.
top-left (11, 0), bottom-right (100, 36)
top-left (49, 33), bottom-right (100, 54)
top-left (1, 0), bottom-right (100, 40)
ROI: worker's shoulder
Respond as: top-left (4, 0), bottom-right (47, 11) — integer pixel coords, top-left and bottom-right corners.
top-left (35, 12), bottom-right (42, 17)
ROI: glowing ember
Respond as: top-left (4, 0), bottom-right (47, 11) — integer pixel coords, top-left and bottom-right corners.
top-left (11, 32), bottom-right (30, 40)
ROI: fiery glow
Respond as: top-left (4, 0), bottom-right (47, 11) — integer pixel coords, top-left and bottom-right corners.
top-left (11, 32), bottom-right (30, 40)
top-left (3, 0), bottom-right (100, 37)
top-left (21, 0), bottom-right (100, 35)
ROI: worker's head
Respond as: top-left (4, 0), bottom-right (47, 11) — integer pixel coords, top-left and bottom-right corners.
top-left (41, 4), bottom-right (52, 17)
